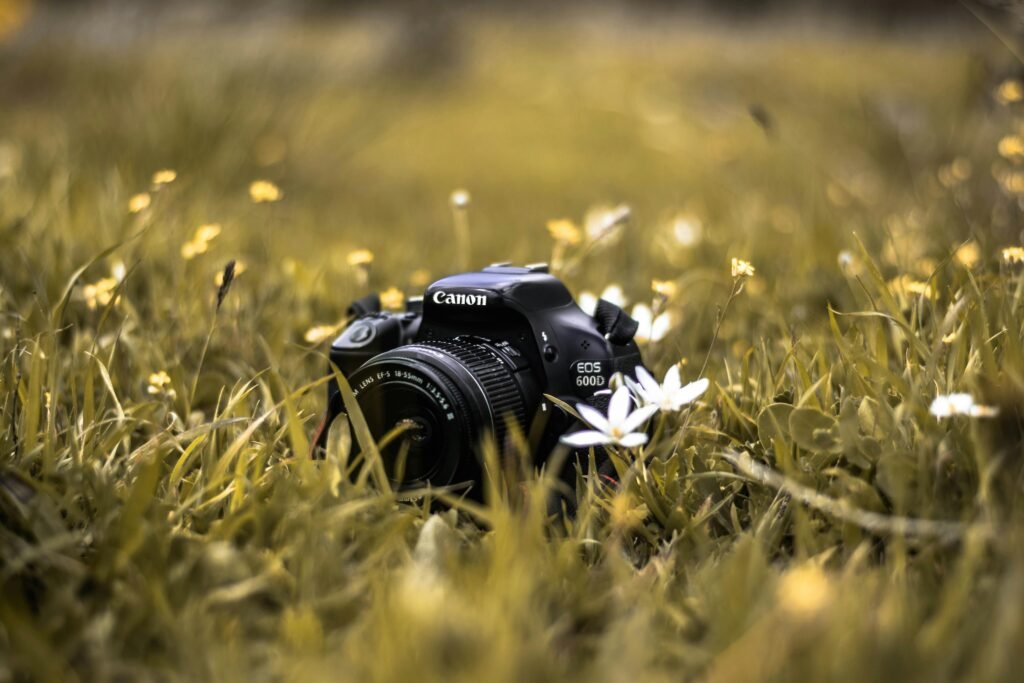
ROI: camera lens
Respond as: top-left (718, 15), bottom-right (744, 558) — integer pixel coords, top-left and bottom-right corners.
top-left (347, 338), bottom-right (530, 489)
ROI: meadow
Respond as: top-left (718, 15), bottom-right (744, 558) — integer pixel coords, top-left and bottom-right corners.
top-left (2, 7), bottom-right (1024, 681)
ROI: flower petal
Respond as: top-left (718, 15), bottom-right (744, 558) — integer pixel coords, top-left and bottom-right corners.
top-left (651, 312), bottom-right (673, 341)
top-left (578, 291), bottom-right (598, 316)
top-left (635, 365), bottom-right (660, 396)
top-left (617, 432), bottom-right (649, 448)
top-left (561, 430), bottom-right (612, 447)
top-left (607, 386), bottom-right (633, 426)
top-left (970, 404), bottom-right (1000, 418)
top-left (623, 375), bottom-right (645, 399)
top-left (673, 377), bottom-right (710, 407)
top-left (631, 304), bottom-right (653, 343)
top-left (600, 284), bottom-right (626, 308)
top-left (663, 364), bottom-right (681, 392)
top-left (948, 393), bottom-right (975, 414)
top-left (576, 403), bottom-right (611, 433)
top-left (929, 396), bottom-right (952, 418)
top-left (621, 403), bottom-right (659, 434)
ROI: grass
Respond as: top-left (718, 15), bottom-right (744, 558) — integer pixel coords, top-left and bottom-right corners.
top-left (2, 7), bottom-right (1024, 682)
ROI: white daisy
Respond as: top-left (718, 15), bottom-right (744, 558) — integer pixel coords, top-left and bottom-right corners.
top-left (561, 386), bottom-right (659, 448)
top-left (671, 214), bottom-right (703, 247)
top-left (929, 393), bottom-right (998, 419)
top-left (630, 365), bottom-right (708, 412)
top-left (631, 304), bottom-right (673, 343)
top-left (599, 284), bottom-right (627, 308)
top-left (578, 291), bottom-right (598, 316)
top-left (578, 284), bottom-right (626, 316)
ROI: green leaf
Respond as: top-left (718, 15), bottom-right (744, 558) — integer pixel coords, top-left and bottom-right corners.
top-left (788, 407), bottom-right (843, 453)
top-left (857, 396), bottom-right (892, 438)
top-left (329, 364), bottom-right (391, 494)
top-left (756, 402), bottom-right (794, 451)
top-left (838, 398), bottom-right (872, 469)
top-left (113, 453), bottom-right (163, 571)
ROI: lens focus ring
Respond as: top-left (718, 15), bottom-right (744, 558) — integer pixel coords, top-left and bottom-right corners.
top-left (417, 339), bottom-right (527, 443)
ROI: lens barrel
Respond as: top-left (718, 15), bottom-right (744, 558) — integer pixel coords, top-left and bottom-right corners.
top-left (347, 337), bottom-right (529, 488)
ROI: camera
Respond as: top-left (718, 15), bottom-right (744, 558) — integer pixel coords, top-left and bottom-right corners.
top-left (311, 262), bottom-right (647, 495)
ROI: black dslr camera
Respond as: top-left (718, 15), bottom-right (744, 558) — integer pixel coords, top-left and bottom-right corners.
top-left (312, 263), bottom-right (647, 495)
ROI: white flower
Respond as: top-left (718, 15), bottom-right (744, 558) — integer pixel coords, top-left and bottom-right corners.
top-left (578, 284), bottom-right (626, 316)
top-left (561, 386), bottom-right (659, 448)
top-left (631, 304), bottom-right (673, 343)
top-left (578, 290), bottom-right (598, 315)
top-left (731, 257), bottom-right (756, 278)
top-left (671, 213), bottom-right (703, 247)
top-left (630, 365), bottom-right (708, 412)
top-left (577, 290), bottom-right (598, 317)
top-left (584, 204), bottom-right (630, 242)
top-left (599, 284), bottom-right (627, 308)
top-left (929, 393), bottom-right (998, 419)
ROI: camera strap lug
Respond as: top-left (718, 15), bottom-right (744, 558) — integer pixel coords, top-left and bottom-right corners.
top-left (593, 299), bottom-right (639, 345)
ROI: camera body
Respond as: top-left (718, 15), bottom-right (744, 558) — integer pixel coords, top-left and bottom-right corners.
top-left (316, 263), bottom-right (646, 494)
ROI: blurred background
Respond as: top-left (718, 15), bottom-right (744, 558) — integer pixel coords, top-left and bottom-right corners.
top-left (0, 0), bottom-right (1019, 339)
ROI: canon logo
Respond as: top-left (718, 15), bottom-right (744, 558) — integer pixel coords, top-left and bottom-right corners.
top-left (432, 290), bottom-right (488, 306)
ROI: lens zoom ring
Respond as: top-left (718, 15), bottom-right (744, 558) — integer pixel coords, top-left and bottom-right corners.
top-left (417, 340), bottom-right (527, 442)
